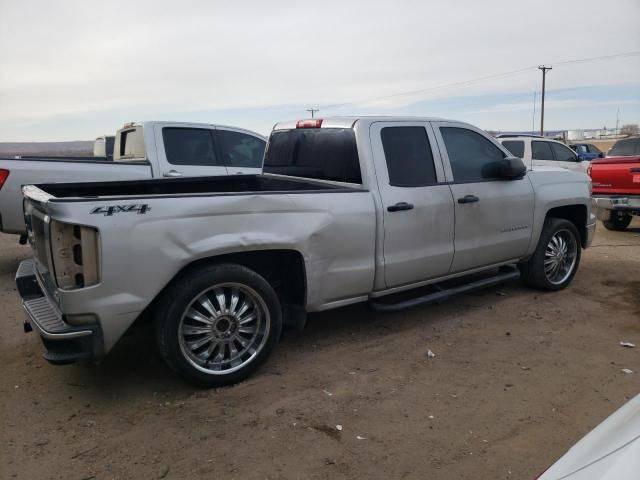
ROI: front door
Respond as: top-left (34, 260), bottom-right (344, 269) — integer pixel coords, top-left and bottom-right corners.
top-left (215, 128), bottom-right (266, 175)
top-left (433, 123), bottom-right (535, 273)
top-left (370, 122), bottom-right (455, 288)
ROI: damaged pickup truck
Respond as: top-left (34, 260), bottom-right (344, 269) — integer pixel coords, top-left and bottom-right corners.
top-left (17, 117), bottom-right (596, 387)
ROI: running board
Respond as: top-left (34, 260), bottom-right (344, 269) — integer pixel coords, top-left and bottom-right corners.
top-left (369, 267), bottom-right (521, 312)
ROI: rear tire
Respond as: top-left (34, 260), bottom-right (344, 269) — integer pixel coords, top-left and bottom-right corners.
top-left (155, 263), bottom-right (282, 387)
top-left (520, 218), bottom-right (581, 291)
top-left (602, 211), bottom-right (632, 231)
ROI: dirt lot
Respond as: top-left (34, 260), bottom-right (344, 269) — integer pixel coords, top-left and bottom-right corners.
top-left (1, 220), bottom-right (639, 480)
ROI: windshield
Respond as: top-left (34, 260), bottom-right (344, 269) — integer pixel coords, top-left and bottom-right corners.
top-left (609, 138), bottom-right (640, 156)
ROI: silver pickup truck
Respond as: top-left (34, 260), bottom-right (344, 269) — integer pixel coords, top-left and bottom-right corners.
top-left (0, 121), bottom-right (265, 238)
top-left (16, 116), bottom-right (596, 387)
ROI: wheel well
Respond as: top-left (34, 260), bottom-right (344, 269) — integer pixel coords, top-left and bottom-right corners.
top-left (546, 205), bottom-right (588, 247)
top-left (175, 250), bottom-right (306, 307)
top-left (134, 250), bottom-right (307, 331)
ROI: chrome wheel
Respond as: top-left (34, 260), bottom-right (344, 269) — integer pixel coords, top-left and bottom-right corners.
top-left (178, 283), bottom-right (270, 375)
top-left (544, 229), bottom-right (578, 285)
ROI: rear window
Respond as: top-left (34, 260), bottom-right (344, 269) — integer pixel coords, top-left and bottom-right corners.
top-left (263, 128), bottom-right (361, 183)
top-left (609, 138), bottom-right (640, 156)
top-left (501, 140), bottom-right (525, 158)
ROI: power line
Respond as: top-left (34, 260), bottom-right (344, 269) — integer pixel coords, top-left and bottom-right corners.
top-left (322, 51), bottom-right (640, 111)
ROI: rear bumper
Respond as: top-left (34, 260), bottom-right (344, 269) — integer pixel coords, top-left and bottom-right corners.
top-left (16, 259), bottom-right (100, 365)
top-left (592, 196), bottom-right (640, 220)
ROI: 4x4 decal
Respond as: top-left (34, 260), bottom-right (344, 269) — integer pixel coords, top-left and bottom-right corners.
top-left (90, 204), bottom-right (151, 216)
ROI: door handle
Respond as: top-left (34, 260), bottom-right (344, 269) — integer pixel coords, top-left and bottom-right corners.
top-left (387, 202), bottom-right (414, 212)
top-left (163, 170), bottom-right (183, 177)
top-left (458, 195), bottom-right (479, 204)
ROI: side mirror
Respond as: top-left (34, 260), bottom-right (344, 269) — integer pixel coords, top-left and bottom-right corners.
top-left (598, 152), bottom-right (604, 158)
top-left (498, 156), bottom-right (527, 179)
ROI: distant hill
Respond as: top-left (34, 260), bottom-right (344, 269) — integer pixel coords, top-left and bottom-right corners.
top-left (0, 141), bottom-right (93, 158)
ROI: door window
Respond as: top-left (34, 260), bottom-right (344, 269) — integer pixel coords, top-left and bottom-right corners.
top-left (440, 127), bottom-right (505, 183)
top-left (162, 128), bottom-right (219, 166)
top-left (381, 127), bottom-right (437, 187)
top-left (218, 130), bottom-right (266, 168)
top-left (550, 142), bottom-right (577, 162)
top-left (531, 141), bottom-right (554, 160)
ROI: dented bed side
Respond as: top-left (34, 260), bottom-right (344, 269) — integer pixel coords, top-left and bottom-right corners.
top-left (25, 185), bottom-right (377, 351)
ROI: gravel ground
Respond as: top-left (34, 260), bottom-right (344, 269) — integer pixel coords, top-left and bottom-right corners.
top-left (1, 219), bottom-right (639, 480)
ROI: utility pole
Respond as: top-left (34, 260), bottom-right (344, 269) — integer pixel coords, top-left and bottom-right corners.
top-left (615, 108), bottom-right (620, 135)
top-left (538, 65), bottom-right (552, 136)
top-left (306, 108), bottom-right (319, 118)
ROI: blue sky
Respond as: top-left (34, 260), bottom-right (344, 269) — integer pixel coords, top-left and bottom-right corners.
top-left (1, 0), bottom-right (638, 141)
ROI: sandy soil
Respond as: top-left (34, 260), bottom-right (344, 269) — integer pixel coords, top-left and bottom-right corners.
top-left (1, 219), bottom-right (639, 480)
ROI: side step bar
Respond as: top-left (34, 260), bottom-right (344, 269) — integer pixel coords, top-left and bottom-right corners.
top-left (369, 267), bottom-right (521, 312)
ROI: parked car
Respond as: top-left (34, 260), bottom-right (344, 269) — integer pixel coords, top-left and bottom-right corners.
top-left (569, 143), bottom-right (604, 161)
top-left (497, 135), bottom-right (589, 172)
top-left (16, 116), bottom-right (595, 387)
top-left (0, 121), bottom-right (265, 238)
top-left (589, 136), bottom-right (640, 231)
top-left (538, 393), bottom-right (640, 479)
top-left (93, 135), bottom-right (115, 160)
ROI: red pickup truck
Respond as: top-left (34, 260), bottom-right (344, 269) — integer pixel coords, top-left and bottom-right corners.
top-left (589, 137), bottom-right (640, 231)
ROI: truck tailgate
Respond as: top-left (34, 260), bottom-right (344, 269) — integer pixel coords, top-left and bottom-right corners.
top-left (590, 156), bottom-right (640, 195)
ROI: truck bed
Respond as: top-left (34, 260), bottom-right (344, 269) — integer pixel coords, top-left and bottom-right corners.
top-left (1, 156), bottom-right (110, 162)
top-left (35, 174), bottom-right (361, 201)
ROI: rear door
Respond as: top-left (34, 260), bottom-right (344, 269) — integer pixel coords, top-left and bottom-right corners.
top-left (370, 121), bottom-right (455, 288)
top-left (154, 126), bottom-right (228, 177)
top-left (215, 128), bottom-right (265, 175)
top-left (433, 123), bottom-right (534, 273)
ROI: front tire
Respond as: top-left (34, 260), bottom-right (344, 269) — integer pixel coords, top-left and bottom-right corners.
top-left (520, 218), bottom-right (581, 291)
top-left (155, 263), bottom-right (282, 387)
top-left (602, 211), bottom-right (632, 231)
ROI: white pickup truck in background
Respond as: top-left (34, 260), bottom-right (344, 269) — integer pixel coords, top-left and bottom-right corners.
top-left (497, 134), bottom-right (589, 173)
top-left (92, 135), bottom-right (115, 160)
top-left (0, 121), bottom-right (265, 238)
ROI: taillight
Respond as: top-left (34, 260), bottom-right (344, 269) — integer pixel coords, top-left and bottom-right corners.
top-left (49, 220), bottom-right (100, 289)
top-left (0, 169), bottom-right (9, 190)
top-left (296, 119), bottom-right (323, 128)
top-left (587, 165), bottom-right (592, 177)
